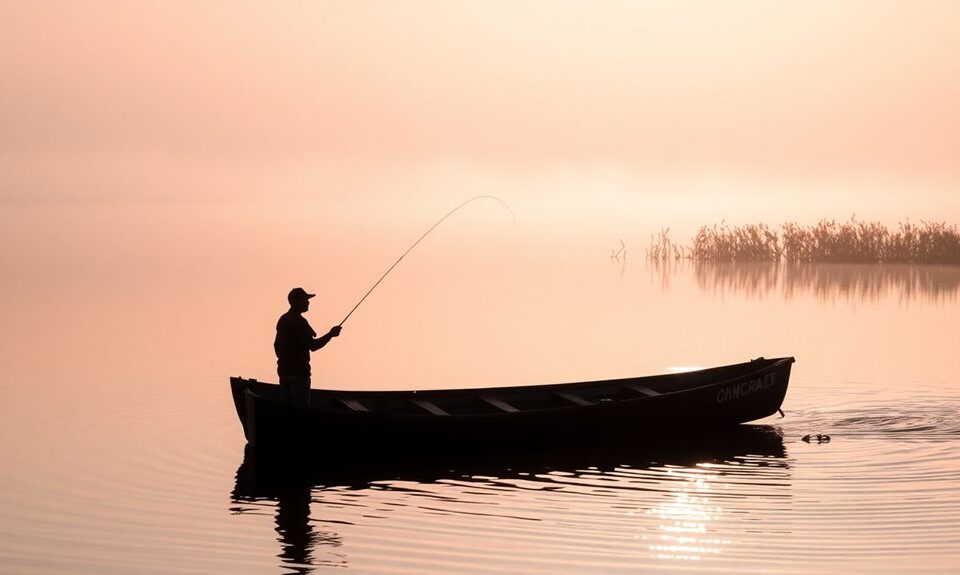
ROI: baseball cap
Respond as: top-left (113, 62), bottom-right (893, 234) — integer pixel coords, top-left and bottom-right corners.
top-left (287, 287), bottom-right (316, 303)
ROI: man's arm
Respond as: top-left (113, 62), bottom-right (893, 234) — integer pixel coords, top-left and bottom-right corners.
top-left (309, 325), bottom-right (342, 351)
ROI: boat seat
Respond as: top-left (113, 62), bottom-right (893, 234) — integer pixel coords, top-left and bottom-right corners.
top-left (411, 398), bottom-right (450, 416)
top-left (626, 384), bottom-right (661, 397)
top-left (479, 395), bottom-right (519, 413)
top-left (336, 397), bottom-right (369, 412)
top-left (553, 390), bottom-right (593, 406)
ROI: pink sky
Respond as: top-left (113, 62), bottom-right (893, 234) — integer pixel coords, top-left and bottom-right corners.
top-left (2, 1), bottom-right (959, 222)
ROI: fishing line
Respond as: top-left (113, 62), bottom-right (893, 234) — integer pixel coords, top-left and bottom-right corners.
top-left (339, 195), bottom-right (515, 326)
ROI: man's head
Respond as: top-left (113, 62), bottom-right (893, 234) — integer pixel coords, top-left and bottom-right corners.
top-left (287, 287), bottom-right (315, 312)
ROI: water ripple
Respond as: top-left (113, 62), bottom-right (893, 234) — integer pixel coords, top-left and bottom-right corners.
top-left (2, 382), bottom-right (959, 574)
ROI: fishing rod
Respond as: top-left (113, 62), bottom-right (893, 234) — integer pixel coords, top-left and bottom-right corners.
top-left (338, 195), bottom-right (515, 326)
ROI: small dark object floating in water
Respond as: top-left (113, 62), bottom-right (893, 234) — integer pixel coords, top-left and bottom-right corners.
top-left (230, 357), bottom-right (794, 452)
top-left (803, 434), bottom-right (831, 443)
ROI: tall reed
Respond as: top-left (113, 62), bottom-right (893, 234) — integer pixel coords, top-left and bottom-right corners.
top-left (646, 228), bottom-right (687, 261)
top-left (691, 222), bottom-right (780, 262)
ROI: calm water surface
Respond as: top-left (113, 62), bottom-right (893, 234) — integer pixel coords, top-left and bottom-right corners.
top-left (1, 204), bottom-right (958, 574)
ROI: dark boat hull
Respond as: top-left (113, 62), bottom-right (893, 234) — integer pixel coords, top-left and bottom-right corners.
top-left (231, 357), bottom-right (793, 451)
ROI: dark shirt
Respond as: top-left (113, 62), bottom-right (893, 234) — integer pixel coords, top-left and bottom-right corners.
top-left (275, 310), bottom-right (319, 377)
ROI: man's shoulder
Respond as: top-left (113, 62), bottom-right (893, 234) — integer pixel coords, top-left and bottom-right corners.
top-left (278, 310), bottom-right (314, 332)
top-left (277, 310), bottom-right (306, 327)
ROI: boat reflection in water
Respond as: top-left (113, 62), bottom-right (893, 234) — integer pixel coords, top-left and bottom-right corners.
top-left (230, 426), bottom-right (789, 573)
top-left (687, 261), bottom-right (960, 302)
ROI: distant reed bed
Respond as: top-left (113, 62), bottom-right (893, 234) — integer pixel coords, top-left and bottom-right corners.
top-left (648, 219), bottom-right (960, 264)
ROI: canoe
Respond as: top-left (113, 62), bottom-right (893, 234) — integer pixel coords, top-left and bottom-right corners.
top-left (230, 357), bottom-right (794, 450)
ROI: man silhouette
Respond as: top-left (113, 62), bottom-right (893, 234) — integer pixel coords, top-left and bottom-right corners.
top-left (274, 287), bottom-right (342, 406)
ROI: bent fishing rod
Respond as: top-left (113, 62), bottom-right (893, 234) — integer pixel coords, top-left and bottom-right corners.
top-left (338, 195), bottom-right (515, 327)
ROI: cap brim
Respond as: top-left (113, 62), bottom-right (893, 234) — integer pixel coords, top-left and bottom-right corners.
top-left (305, 293), bottom-right (316, 299)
